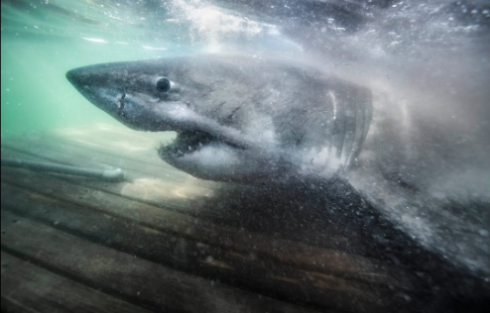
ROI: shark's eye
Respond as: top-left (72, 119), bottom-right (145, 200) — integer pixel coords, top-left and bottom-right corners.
top-left (156, 77), bottom-right (171, 93)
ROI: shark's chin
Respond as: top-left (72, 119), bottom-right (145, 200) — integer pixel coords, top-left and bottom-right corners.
top-left (159, 139), bottom-right (247, 182)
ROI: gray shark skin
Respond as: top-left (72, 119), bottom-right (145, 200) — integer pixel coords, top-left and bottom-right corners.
top-left (66, 55), bottom-right (372, 183)
top-left (66, 55), bottom-right (489, 281)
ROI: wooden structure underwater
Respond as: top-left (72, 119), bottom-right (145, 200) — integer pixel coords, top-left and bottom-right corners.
top-left (1, 124), bottom-right (488, 313)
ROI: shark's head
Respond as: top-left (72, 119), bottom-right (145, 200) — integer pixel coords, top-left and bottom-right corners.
top-left (67, 55), bottom-right (372, 183)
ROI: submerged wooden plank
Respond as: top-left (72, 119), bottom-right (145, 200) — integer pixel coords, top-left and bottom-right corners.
top-left (0, 169), bottom-right (417, 291)
top-left (1, 252), bottom-right (154, 313)
top-left (1, 127), bottom-right (427, 312)
top-left (1, 296), bottom-right (40, 313)
top-left (1, 181), bottom-right (420, 312)
top-left (2, 136), bottom-right (370, 252)
top-left (0, 144), bottom-right (219, 216)
top-left (0, 147), bottom-right (359, 266)
top-left (1, 128), bottom-right (206, 187)
top-left (0, 211), bottom-right (321, 313)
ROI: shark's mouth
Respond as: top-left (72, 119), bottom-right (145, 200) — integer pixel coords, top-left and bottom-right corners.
top-left (158, 130), bottom-right (243, 158)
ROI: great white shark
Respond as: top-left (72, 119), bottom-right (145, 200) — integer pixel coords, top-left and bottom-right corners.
top-left (66, 55), bottom-right (489, 282)
top-left (66, 55), bottom-right (372, 183)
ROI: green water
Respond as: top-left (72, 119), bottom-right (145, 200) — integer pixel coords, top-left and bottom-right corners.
top-left (0, 36), bottom-right (179, 136)
top-left (1, 1), bottom-right (183, 137)
top-left (2, 37), bottom-right (109, 136)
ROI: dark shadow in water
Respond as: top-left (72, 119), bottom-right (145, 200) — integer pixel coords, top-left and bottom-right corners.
top-left (201, 177), bottom-right (490, 312)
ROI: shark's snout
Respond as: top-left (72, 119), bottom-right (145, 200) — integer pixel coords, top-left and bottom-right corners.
top-left (66, 65), bottom-right (127, 123)
top-left (66, 66), bottom-right (103, 89)
top-left (66, 69), bottom-right (82, 87)
top-left (67, 64), bottom-right (122, 91)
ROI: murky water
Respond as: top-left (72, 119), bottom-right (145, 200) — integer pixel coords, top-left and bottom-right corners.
top-left (1, 0), bottom-right (490, 311)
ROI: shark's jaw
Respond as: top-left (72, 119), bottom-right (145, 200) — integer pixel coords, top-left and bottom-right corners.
top-left (156, 128), bottom-right (252, 179)
top-left (158, 130), bottom-right (244, 159)
top-left (154, 126), bottom-right (286, 183)
top-left (145, 107), bottom-right (274, 182)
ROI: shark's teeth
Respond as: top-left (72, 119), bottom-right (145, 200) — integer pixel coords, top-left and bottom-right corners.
top-left (158, 129), bottom-right (244, 159)
top-left (158, 130), bottom-right (216, 158)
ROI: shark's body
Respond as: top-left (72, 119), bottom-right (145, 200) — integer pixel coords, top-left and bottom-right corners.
top-left (67, 55), bottom-right (489, 279)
